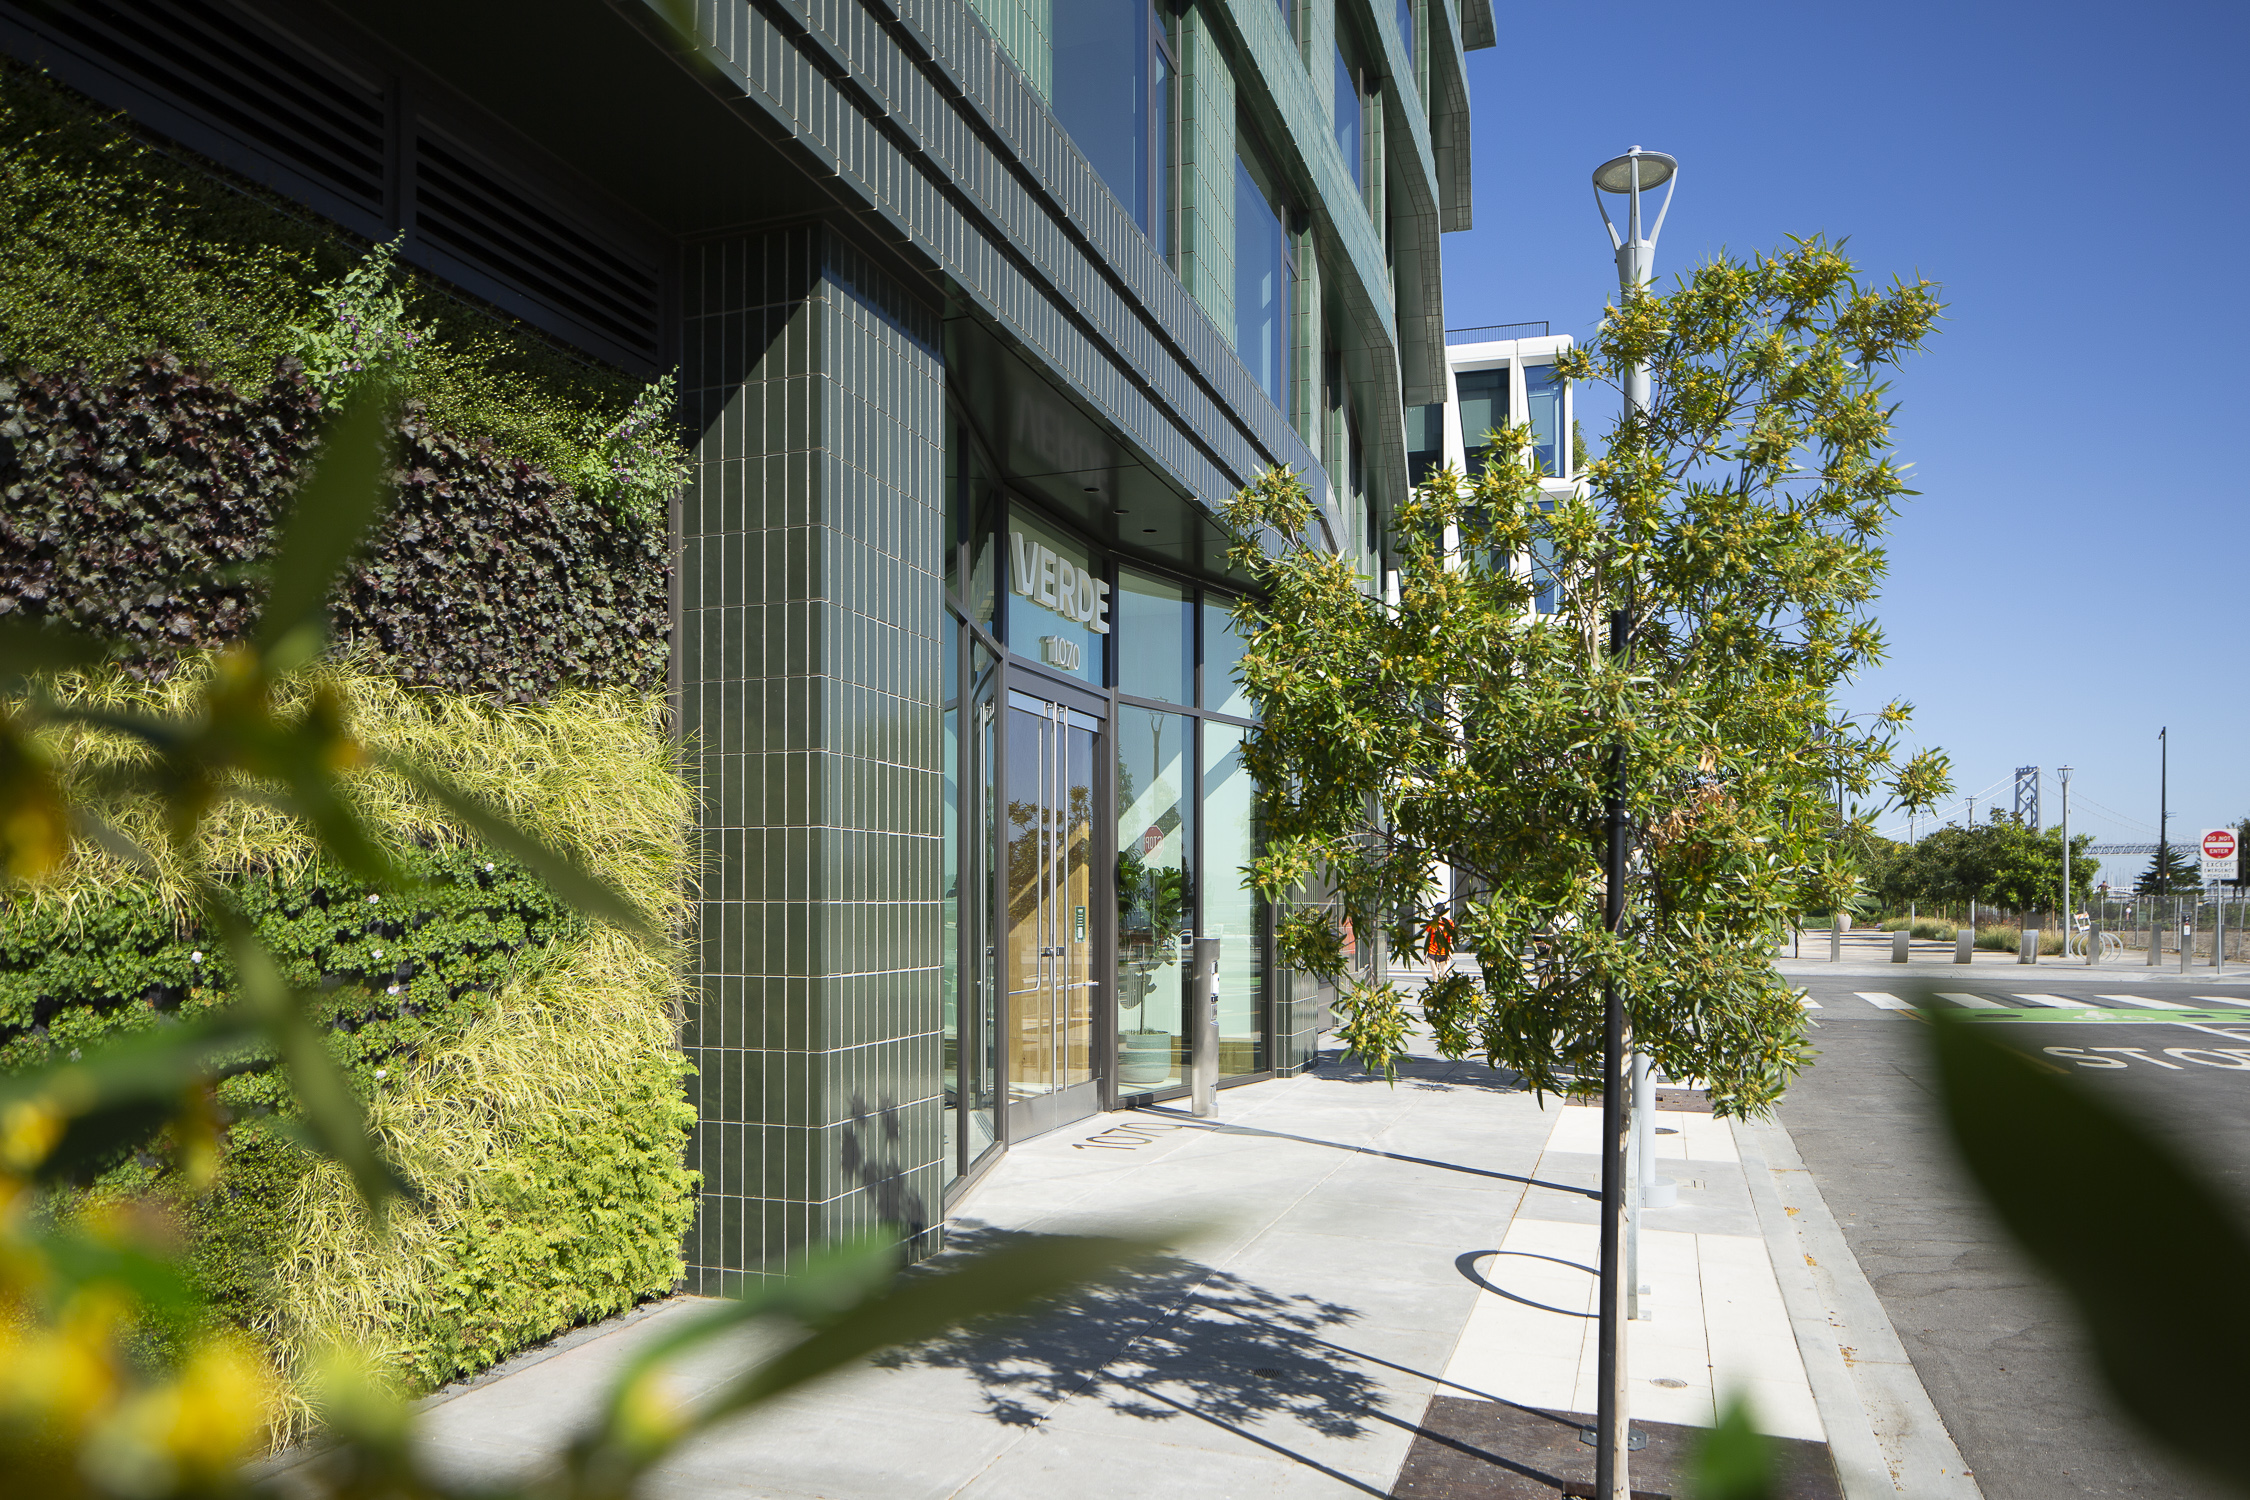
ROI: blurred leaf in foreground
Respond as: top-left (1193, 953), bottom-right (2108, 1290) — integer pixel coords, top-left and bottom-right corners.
top-left (1930, 1009), bottom-right (2250, 1493)
top-left (1686, 1392), bottom-right (1775, 1500)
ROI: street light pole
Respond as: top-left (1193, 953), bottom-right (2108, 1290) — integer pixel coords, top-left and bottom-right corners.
top-left (2058, 766), bottom-right (2072, 955)
top-left (1590, 143), bottom-right (1677, 1500)
top-left (2157, 727), bottom-right (2169, 893)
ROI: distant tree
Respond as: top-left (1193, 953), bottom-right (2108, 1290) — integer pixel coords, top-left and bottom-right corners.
top-left (2137, 840), bottom-right (2200, 895)
top-left (1890, 814), bottom-right (2094, 913)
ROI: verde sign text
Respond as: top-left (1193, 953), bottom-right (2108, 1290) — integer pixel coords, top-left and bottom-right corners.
top-left (1010, 531), bottom-right (1112, 632)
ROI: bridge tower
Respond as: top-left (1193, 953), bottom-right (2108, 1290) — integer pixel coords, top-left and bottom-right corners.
top-left (2013, 766), bottom-right (2041, 830)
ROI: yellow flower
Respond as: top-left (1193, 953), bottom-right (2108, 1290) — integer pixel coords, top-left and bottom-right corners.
top-left (0, 1099), bottom-right (66, 1174)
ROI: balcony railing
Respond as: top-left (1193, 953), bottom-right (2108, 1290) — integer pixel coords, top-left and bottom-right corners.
top-left (1444, 321), bottom-right (1551, 344)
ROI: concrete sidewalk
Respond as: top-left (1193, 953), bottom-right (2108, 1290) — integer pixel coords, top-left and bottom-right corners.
top-left (381, 1041), bottom-right (1980, 1499)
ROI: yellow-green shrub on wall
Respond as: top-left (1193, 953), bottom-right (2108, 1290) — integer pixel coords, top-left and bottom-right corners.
top-left (5, 663), bottom-right (696, 1433)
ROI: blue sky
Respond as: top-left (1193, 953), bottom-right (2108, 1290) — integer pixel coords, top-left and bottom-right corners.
top-left (1447, 1), bottom-right (2250, 876)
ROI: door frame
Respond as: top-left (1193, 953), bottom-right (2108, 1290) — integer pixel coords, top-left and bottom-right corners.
top-left (996, 663), bottom-right (1112, 1146)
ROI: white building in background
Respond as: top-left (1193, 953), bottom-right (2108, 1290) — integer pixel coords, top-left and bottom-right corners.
top-left (1402, 322), bottom-right (1582, 610)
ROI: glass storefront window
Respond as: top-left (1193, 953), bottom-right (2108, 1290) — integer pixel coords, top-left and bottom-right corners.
top-left (1116, 567), bottom-right (1192, 705)
top-left (1202, 720), bottom-right (1265, 1078)
top-left (1457, 366), bottom-right (1507, 477)
top-left (1525, 363), bottom-right (1564, 477)
top-left (1006, 505), bottom-right (1108, 680)
top-left (1115, 705), bottom-right (1195, 1093)
top-left (1234, 147), bottom-right (1291, 408)
top-left (1201, 595), bottom-right (1253, 719)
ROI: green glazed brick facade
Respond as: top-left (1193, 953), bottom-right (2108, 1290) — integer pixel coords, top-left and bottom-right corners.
top-left (679, 226), bottom-right (948, 1289)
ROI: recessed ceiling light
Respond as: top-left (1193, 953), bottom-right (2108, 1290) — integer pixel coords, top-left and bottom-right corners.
top-left (1082, 485), bottom-right (1100, 493)
top-left (1142, 528), bottom-right (1158, 534)
top-left (1112, 507), bottom-right (1129, 516)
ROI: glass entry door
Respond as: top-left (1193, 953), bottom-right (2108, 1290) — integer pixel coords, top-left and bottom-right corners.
top-left (1005, 691), bottom-right (1103, 1138)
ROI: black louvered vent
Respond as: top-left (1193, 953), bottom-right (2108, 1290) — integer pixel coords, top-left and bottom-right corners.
top-left (415, 133), bottom-right (660, 363)
top-left (8, 0), bottom-right (385, 213)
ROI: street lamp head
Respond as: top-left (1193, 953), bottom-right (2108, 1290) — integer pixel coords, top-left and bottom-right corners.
top-left (1592, 145), bottom-right (1679, 288)
top-left (1592, 147), bottom-right (1678, 195)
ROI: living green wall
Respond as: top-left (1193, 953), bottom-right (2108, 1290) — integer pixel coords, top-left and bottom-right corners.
top-left (0, 61), bottom-right (672, 518)
top-left (0, 61), bottom-right (698, 1432)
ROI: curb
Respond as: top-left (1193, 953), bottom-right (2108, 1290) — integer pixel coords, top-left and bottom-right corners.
top-left (1734, 1115), bottom-right (1983, 1498)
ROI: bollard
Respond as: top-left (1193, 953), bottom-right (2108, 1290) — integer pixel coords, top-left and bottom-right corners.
top-left (2018, 928), bottom-right (2039, 965)
top-left (2181, 922), bottom-right (2192, 976)
top-left (2149, 922), bottom-right (2162, 966)
top-left (1189, 936), bottom-right (1221, 1118)
top-left (2087, 923), bottom-right (2100, 967)
top-left (1892, 928), bottom-right (1910, 963)
top-left (1954, 927), bottom-right (1973, 964)
top-left (1634, 1051), bottom-right (1675, 1210)
top-left (1830, 913), bottom-right (1841, 963)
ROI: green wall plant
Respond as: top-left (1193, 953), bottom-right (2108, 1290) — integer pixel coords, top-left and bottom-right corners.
top-left (0, 61), bottom-right (684, 529)
top-left (0, 54), bottom-right (705, 1448)
top-left (6, 662), bottom-right (695, 1425)
top-left (1, 358), bottom-right (669, 698)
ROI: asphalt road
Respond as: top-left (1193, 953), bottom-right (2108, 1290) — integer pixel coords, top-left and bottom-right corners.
top-left (1778, 963), bottom-right (2250, 1499)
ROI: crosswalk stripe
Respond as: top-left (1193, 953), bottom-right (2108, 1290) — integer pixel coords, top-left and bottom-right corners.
top-left (2011, 993), bottom-right (2095, 1009)
top-left (1935, 992), bottom-right (2005, 1009)
top-left (1799, 994), bottom-right (1823, 1009)
top-left (2191, 996), bottom-right (2250, 1008)
top-left (1852, 991), bottom-right (1914, 1011)
top-left (2097, 994), bottom-right (2195, 1011)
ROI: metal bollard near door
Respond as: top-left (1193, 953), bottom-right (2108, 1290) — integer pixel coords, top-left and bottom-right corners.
top-left (1189, 936), bottom-right (1221, 1118)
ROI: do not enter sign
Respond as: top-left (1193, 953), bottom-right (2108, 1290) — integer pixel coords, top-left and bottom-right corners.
top-left (2202, 828), bottom-right (2239, 882)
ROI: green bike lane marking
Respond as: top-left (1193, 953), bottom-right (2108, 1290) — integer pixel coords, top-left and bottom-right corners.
top-left (1921, 1007), bottom-right (2250, 1026)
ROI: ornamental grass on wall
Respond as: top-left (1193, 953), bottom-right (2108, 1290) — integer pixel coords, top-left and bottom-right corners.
top-left (0, 61), bottom-right (700, 1436)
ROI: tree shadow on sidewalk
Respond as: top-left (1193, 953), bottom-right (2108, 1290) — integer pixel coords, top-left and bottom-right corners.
top-left (1306, 1047), bottom-right (1529, 1095)
top-left (875, 1225), bottom-right (1386, 1442)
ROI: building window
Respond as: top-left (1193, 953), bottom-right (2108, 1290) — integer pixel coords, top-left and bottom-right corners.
top-left (1396, 0), bottom-right (1425, 103)
top-left (1234, 143), bottom-right (1293, 408)
top-left (1154, 8), bottom-right (1176, 257)
top-left (1333, 45), bottom-right (1362, 193)
top-left (1405, 402), bottom-right (1443, 487)
top-left (1202, 719), bottom-right (1265, 1079)
top-left (1275, 0), bottom-right (1295, 42)
top-left (1532, 498), bottom-right (1559, 613)
top-left (1116, 567), bottom-right (1194, 705)
top-left (1525, 363), bottom-right (1565, 477)
top-left (1201, 593), bottom-right (1254, 718)
top-left (1116, 704), bottom-right (1195, 1092)
top-left (1456, 366), bottom-right (1507, 476)
top-left (1055, 0), bottom-right (1172, 244)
